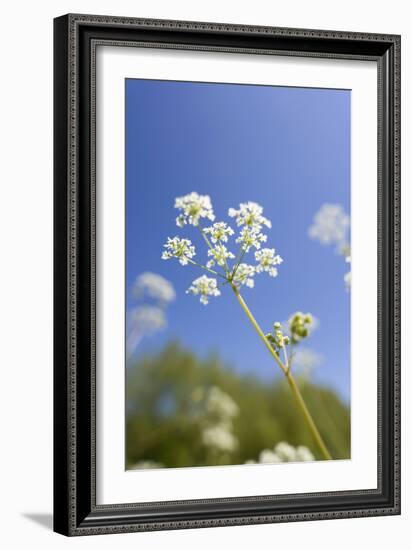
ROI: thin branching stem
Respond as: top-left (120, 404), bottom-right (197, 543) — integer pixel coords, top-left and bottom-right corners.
top-left (186, 258), bottom-right (227, 280)
top-left (230, 284), bottom-right (332, 460)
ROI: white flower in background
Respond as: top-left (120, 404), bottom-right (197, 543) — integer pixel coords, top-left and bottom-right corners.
top-left (129, 306), bottom-right (166, 334)
top-left (206, 244), bottom-right (235, 268)
top-left (127, 306), bottom-right (167, 357)
top-left (127, 273), bottom-right (175, 358)
top-left (202, 423), bottom-right (238, 452)
top-left (132, 272), bottom-right (176, 304)
top-left (308, 203), bottom-right (349, 246)
top-left (308, 203), bottom-right (351, 291)
top-left (292, 348), bottom-right (323, 373)
top-left (186, 275), bottom-right (221, 305)
top-left (252, 442), bottom-right (315, 465)
top-left (295, 445), bottom-right (315, 462)
top-left (236, 226), bottom-right (268, 251)
top-left (228, 201), bottom-right (272, 230)
top-left (193, 386), bottom-right (240, 454)
top-left (255, 248), bottom-right (283, 277)
top-left (204, 221), bottom-right (234, 243)
top-left (206, 386), bottom-right (239, 419)
top-left (259, 449), bottom-right (282, 463)
top-left (232, 263), bottom-right (255, 289)
top-left (175, 192), bottom-right (215, 227)
top-left (131, 460), bottom-right (164, 470)
top-left (161, 237), bottom-right (196, 266)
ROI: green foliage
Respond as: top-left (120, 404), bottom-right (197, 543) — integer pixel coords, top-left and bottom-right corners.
top-left (126, 342), bottom-right (350, 468)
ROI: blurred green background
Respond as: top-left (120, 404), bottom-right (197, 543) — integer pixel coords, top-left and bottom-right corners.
top-left (126, 342), bottom-right (350, 469)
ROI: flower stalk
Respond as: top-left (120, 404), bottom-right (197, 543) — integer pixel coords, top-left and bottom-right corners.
top-left (231, 284), bottom-right (332, 460)
top-left (162, 192), bottom-right (333, 460)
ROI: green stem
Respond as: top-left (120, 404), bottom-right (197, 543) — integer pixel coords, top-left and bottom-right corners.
top-left (231, 285), bottom-right (286, 374)
top-left (186, 258), bottom-right (227, 280)
top-left (230, 284), bottom-right (332, 460)
top-left (285, 372), bottom-right (332, 460)
top-left (198, 223), bottom-right (214, 252)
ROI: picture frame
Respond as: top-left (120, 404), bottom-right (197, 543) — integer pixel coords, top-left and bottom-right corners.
top-left (53, 13), bottom-right (401, 536)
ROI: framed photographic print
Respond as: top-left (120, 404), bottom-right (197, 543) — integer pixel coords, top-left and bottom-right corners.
top-left (53, 14), bottom-right (401, 536)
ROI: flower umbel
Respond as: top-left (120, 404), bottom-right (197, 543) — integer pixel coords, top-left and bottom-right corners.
top-left (236, 226), bottom-right (268, 251)
top-left (309, 203), bottom-right (351, 290)
top-left (175, 192), bottom-right (215, 227)
top-left (255, 248), bottom-right (283, 277)
top-left (308, 203), bottom-right (349, 246)
top-left (231, 263), bottom-right (255, 289)
top-left (289, 312), bottom-right (313, 344)
top-left (203, 222), bottom-right (234, 243)
top-left (161, 195), bottom-right (283, 301)
top-left (266, 321), bottom-right (290, 351)
top-left (162, 237), bottom-right (196, 266)
top-left (228, 201), bottom-right (272, 229)
top-left (206, 244), bottom-right (235, 268)
top-left (186, 275), bottom-right (221, 305)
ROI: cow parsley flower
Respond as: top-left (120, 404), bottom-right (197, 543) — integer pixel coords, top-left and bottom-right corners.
top-left (259, 449), bottom-right (282, 463)
top-left (266, 321), bottom-right (290, 350)
top-left (288, 312), bottom-right (313, 343)
top-left (236, 226), bottom-right (268, 251)
top-left (228, 201), bottom-right (272, 229)
top-left (308, 203), bottom-right (349, 246)
top-left (254, 442), bottom-right (315, 464)
top-left (132, 272), bottom-right (176, 304)
top-left (205, 386), bottom-right (239, 419)
top-left (231, 263), bottom-right (255, 288)
top-left (186, 275), bottom-right (221, 305)
top-left (175, 192), bottom-right (215, 227)
top-left (255, 248), bottom-right (283, 277)
top-left (131, 460), bottom-right (164, 470)
top-left (203, 221), bottom-right (234, 243)
top-left (202, 423), bottom-right (238, 452)
top-left (161, 237), bottom-right (196, 266)
top-left (206, 244), bottom-right (235, 268)
top-left (309, 204), bottom-right (351, 291)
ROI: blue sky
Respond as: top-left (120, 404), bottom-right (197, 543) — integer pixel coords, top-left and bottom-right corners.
top-left (125, 79), bottom-right (351, 401)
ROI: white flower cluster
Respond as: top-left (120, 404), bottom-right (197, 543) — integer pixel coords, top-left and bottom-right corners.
top-left (130, 460), bottom-right (164, 470)
top-left (255, 248), bottom-right (283, 277)
top-left (162, 193), bottom-right (283, 304)
top-left (132, 272), bottom-right (176, 304)
top-left (202, 424), bottom-right (238, 453)
top-left (205, 386), bottom-right (239, 418)
top-left (232, 263), bottom-right (255, 289)
top-left (127, 272), bottom-right (175, 358)
top-left (161, 237), bottom-right (196, 266)
top-left (236, 226), bottom-right (267, 251)
top-left (203, 221), bottom-right (234, 243)
top-left (129, 306), bottom-right (166, 334)
top-left (192, 386), bottom-right (239, 453)
top-left (308, 203), bottom-right (351, 291)
top-left (308, 203), bottom-right (349, 246)
top-left (246, 441), bottom-right (315, 465)
top-left (186, 275), bottom-right (221, 305)
top-left (207, 244), bottom-right (235, 268)
top-left (228, 201), bottom-right (272, 229)
top-left (175, 191), bottom-right (215, 227)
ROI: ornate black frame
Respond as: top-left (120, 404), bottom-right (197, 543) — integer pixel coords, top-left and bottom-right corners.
top-left (53, 13), bottom-right (401, 536)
